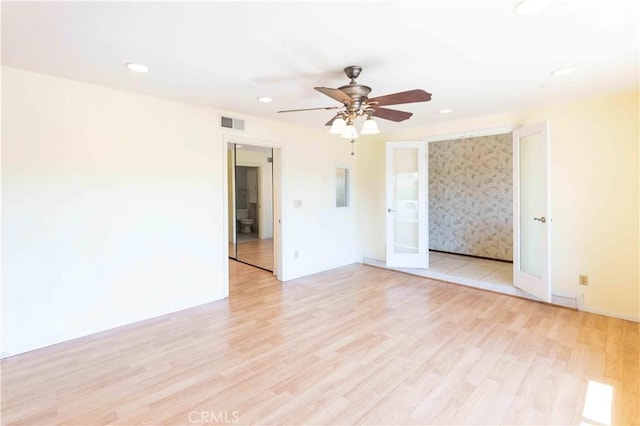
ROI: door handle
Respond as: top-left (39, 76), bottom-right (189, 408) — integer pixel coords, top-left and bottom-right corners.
top-left (533, 216), bottom-right (546, 223)
top-left (388, 208), bottom-right (396, 213)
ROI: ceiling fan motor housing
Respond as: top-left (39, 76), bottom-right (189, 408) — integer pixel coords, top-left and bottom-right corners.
top-left (344, 65), bottom-right (362, 80)
top-left (340, 65), bottom-right (371, 107)
top-left (338, 84), bottom-right (371, 106)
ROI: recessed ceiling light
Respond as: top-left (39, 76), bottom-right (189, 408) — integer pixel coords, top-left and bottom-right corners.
top-left (257, 97), bottom-right (272, 103)
top-left (439, 109), bottom-right (453, 114)
top-left (552, 66), bottom-right (579, 76)
top-left (513, 0), bottom-right (552, 15)
top-left (125, 62), bottom-right (149, 73)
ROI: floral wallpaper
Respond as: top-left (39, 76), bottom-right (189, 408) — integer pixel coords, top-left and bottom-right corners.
top-left (429, 133), bottom-right (513, 261)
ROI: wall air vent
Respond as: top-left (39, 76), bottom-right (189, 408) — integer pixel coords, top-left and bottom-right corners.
top-left (220, 115), bottom-right (245, 131)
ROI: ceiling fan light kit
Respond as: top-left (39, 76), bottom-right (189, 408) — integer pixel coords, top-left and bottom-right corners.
top-left (340, 123), bottom-right (359, 139)
top-left (329, 116), bottom-right (347, 134)
top-left (360, 116), bottom-right (380, 135)
top-left (332, 113), bottom-right (378, 137)
top-left (278, 65), bottom-right (432, 140)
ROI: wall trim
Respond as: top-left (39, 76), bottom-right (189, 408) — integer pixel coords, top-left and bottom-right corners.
top-left (0, 295), bottom-right (219, 358)
top-left (361, 258), bottom-right (639, 322)
top-left (576, 296), bottom-right (640, 322)
top-left (423, 126), bottom-right (514, 143)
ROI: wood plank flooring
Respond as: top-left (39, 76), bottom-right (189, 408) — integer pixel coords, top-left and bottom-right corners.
top-left (2, 261), bottom-right (639, 425)
top-left (235, 238), bottom-right (273, 271)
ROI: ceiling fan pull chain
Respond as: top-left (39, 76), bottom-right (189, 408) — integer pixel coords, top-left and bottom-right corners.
top-left (350, 139), bottom-right (356, 156)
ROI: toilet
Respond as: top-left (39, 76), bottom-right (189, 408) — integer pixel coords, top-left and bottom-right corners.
top-left (236, 209), bottom-right (254, 234)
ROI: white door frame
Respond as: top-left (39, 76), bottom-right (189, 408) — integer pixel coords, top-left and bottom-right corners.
top-left (513, 121), bottom-right (551, 302)
top-left (385, 141), bottom-right (429, 268)
top-left (222, 135), bottom-right (283, 297)
top-left (422, 126), bottom-right (514, 143)
top-left (227, 144), bottom-right (237, 251)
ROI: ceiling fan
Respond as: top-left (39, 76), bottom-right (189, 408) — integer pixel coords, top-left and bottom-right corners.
top-left (277, 65), bottom-right (432, 138)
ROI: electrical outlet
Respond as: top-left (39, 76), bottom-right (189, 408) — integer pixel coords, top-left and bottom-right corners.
top-left (294, 249), bottom-right (299, 259)
top-left (579, 275), bottom-right (588, 286)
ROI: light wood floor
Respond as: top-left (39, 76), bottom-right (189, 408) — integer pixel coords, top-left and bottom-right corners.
top-left (236, 238), bottom-right (273, 271)
top-left (230, 238), bottom-right (274, 271)
top-left (2, 261), bottom-right (638, 425)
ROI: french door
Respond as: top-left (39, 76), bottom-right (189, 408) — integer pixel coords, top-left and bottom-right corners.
top-left (385, 141), bottom-right (428, 268)
top-left (513, 121), bottom-right (551, 301)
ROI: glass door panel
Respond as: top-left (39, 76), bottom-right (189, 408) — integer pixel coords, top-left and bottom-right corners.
top-left (393, 148), bottom-right (419, 254)
top-left (386, 141), bottom-right (428, 268)
top-left (513, 121), bottom-right (551, 302)
top-left (519, 132), bottom-right (544, 278)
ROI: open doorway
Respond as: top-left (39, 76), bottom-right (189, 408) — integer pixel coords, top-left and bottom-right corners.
top-left (227, 143), bottom-right (275, 273)
top-left (226, 138), bottom-right (281, 277)
top-left (426, 129), bottom-right (515, 289)
top-left (383, 130), bottom-right (514, 288)
top-left (235, 165), bottom-right (261, 242)
top-left (380, 129), bottom-right (523, 296)
top-left (378, 126), bottom-right (562, 304)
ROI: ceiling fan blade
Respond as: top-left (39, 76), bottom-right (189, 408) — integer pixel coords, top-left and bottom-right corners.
top-left (277, 106), bottom-right (342, 113)
top-left (314, 87), bottom-right (353, 104)
top-left (368, 89), bottom-right (431, 106)
top-left (372, 107), bottom-right (413, 122)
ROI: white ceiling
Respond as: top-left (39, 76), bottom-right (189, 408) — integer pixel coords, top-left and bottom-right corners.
top-left (2, 1), bottom-right (639, 132)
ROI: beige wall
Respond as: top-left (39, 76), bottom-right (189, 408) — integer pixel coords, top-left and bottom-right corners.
top-left (532, 91), bottom-right (639, 321)
top-left (2, 67), bottom-right (359, 355)
top-left (355, 135), bottom-right (387, 262)
top-left (358, 91), bottom-right (639, 321)
top-left (3, 63), bottom-right (636, 359)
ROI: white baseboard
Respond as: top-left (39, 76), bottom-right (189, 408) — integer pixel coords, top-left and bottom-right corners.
top-left (1, 295), bottom-right (223, 359)
top-left (575, 297), bottom-right (640, 322)
top-left (362, 258), bottom-right (639, 323)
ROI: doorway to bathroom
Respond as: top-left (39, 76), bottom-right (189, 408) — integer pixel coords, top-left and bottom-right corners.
top-left (227, 143), bottom-right (275, 272)
top-left (235, 165), bottom-right (260, 242)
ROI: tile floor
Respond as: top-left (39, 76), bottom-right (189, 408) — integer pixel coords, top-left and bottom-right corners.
top-left (428, 251), bottom-right (512, 286)
top-left (363, 251), bottom-right (547, 302)
top-left (365, 251), bottom-right (577, 308)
